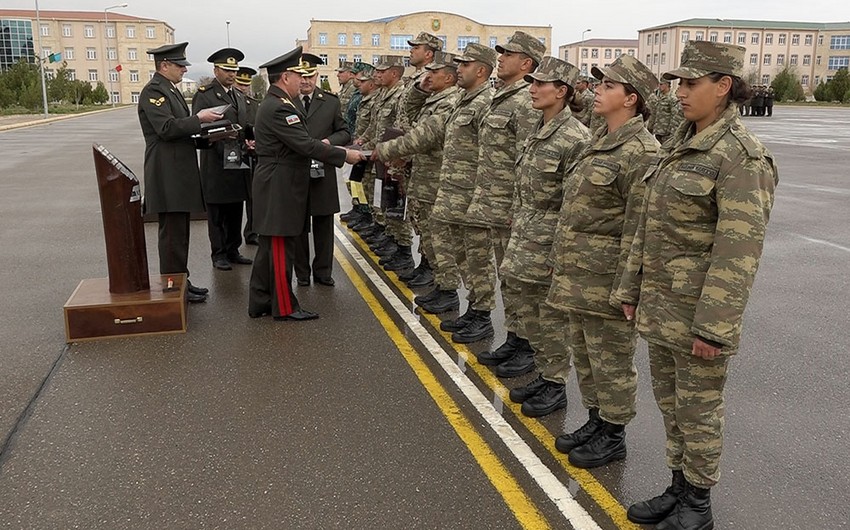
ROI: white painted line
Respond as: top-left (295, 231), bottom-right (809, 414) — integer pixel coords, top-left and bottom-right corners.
top-left (335, 226), bottom-right (602, 530)
top-left (782, 183), bottom-right (850, 195)
top-left (796, 234), bottom-right (850, 253)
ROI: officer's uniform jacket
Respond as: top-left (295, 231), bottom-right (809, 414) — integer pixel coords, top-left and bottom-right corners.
top-left (430, 82), bottom-right (494, 225)
top-left (615, 105), bottom-right (778, 353)
top-left (547, 115), bottom-right (659, 318)
top-left (465, 79), bottom-right (541, 228)
top-left (252, 85), bottom-right (346, 237)
top-left (300, 88), bottom-right (351, 215)
top-left (374, 85), bottom-right (461, 204)
top-left (499, 109), bottom-right (588, 286)
top-left (138, 72), bottom-right (204, 213)
top-left (192, 80), bottom-right (250, 204)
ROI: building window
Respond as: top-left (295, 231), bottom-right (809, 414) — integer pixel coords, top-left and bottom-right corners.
top-left (750, 53), bottom-right (758, 65)
top-left (67, 69), bottom-right (76, 80)
top-left (107, 48), bottom-right (117, 60)
top-left (805, 34), bottom-right (813, 46)
top-left (653, 53), bottom-right (658, 65)
top-left (130, 70), bottom-right (139, 82)
top-left (353, 33), bottom-right (361, 46)
top-left (128, 48), bottom-right (138, 61)
top-left (372, 34), bottom-right (380, 46)
top-left (762, 74), bottom-right (770, 84)
top-left (391, 34), bottom-right (414, 50)
top-left (489, 36), bottom-right (497, 48)
top-left (62, 24), bottom-right (72, 37)
top-left (40, 24), bottom-right (49, 36)
top-left (131, 92), bottom-right (140, 103)
top-left (86, 48), bottom-right (97, 60)
top-left (126, 26), bottom-right (135, 38)
top-left (777, 54), bottom-right (785, 66)
top-left (103, 25), bottom-right (114, 39)
top-left (438, 35), bottom-right (447, 49)
top-left (615, 49), bottom-right (622, 57)
top-left (65, 47), bottom-right (74, 60)
top-left (709, 32), bottom-right (718, 43)
top-left (403, 57), bottom-right (411, 67)
top-left (816, 55), bottom-right (821, 65)
top-left (319, 54), bottom-right (328, 65)
top-left (604, 49), bottom-right (612, 59)
top-left (338, 33), bottom-right (347, 46)
top-left (353, 54), bottom-right (361, 62)
top-left (146, 26), bottom-right (155, 39)
top-left (696, 31), bottom-right (704, 41)
top-left (751, 34), bottom-right (759, 44)
top-left (109, 71), bottom-right (118, 82)
top-left (803, 54), bottom-right (811, 65)
top-left (147, 53), bottom-right (154, 61)
top-left (831, 35), bottom-right (850, 49)
top-left (763, 54), bottom-right (771, 65)
top-left (339, 54), bottom-right (347, 63)
top-left (372, 54), bottom-right (380, 65)
top-left (801, 75), bottom-right (809, 86)
top-left (148, 70), bottom-right (154, 79)
top-left (682, 31), bottom-right (690, 43)
top-left (456, 36), bottom-right (479, 51)
top-left (818, 35), bottom-right (824, 46)
top-left (646, 34), bottom-right (652, 45)
top-left (85, 25), bottom-right (94, 38)
top-left (646, 54), bottom-right (651, 65)
top-left (319, 75), bottom-right (328, 86)
top-left (828, 56), bottom-right (850, 69)
top-left (792, 34), bottom-right (800, 45)
top-left (662, 32), bottom-right (667, 44)
top-left (581, 49), bottom-right (588, 58)
top-left (791, 54), bottom-right (798, 65)
top-left (653, 33), bottom-right (658, 45)
top-left (111, 91), bottom-right (120, 103)
top-left (318, 33), bottom-right (327, 45)
top-left (724, 32), bottom-right (732, 43)
top-left (591, 48), bottom-right (599, 58)
top-left (44, 68), bottom-right (55, 80)
top-left (627, 49), bottom-right (635, 56)
top-left (661, 52), bottom-right (666, 65)
top-left (88, 69), bottom-right (98, 81)
top-left (538, 37), bottom-right (545, 45)
top-left (738, 32), bottom-right (746, 45)
top-left (765, 33), bottom-right (773, 45)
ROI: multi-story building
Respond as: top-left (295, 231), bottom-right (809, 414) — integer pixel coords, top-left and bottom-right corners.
top-left (301, 11), bottom-right (551, 91)
top-left (0, 9), bottom-right (173, 104)
top-left (558, 38), bottom-right (638, 77)
top-left (638, 19), bottom-right (850, 94)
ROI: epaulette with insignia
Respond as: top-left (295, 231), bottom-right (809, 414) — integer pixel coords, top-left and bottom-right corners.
top-left (320, 90), bottom-right (337, 99)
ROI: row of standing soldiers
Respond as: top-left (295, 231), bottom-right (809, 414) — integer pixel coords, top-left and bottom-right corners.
top-left (740, 84), bottom-right (775, 116)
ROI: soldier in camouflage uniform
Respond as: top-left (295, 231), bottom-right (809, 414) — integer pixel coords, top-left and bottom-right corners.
top-left (444, 31), bottom-right (544, 346)
top-left (497, 56), bottom-right (587, 418)
top-left (615, 41), bottom-right (779, 530)
top-left (651, 80), bottom-right (685, 144)
top-left (335, 61), bottom-right (357, 127)
top-left (344, 66), bottom-right (379, 227)
top-left (571, 77), bottom-right (594, 127)
top-left (545, 54), bottom-right (660, 467)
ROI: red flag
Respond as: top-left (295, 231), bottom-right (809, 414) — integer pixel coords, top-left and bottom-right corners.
top-left (115, 64), bottom-right (123, 72)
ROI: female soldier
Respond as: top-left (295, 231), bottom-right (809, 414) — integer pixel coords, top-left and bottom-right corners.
top-left (616, 41), bottom-right (778, 529)
top-left (546, 54), bottom-right (660, 468)
top-left (498, 56), bottom-right (589, 418)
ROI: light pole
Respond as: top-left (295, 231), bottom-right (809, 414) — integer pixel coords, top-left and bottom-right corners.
top-left (34, 0), bottom-right (49, 117)
top-left (226, 20), bottom-right (231, 46)
top-left (104, 3), bottom-right (128, 107)
top-left (580, 29), bottom-right (591, 74)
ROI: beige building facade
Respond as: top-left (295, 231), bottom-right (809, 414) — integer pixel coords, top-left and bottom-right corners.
top-left (558, 38), bottom-right (638, 77)
top-left (0, 9), bottom-right (173, 104)
top-left (301, 11), bottom-right (551, 91)
top-left (639, 19), bottom-right (850, 94)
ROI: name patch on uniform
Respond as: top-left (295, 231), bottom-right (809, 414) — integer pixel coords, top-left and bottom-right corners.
top-left (592, 159), bottom-right (621, 172)
top-left (286, 114), bottom-right (301, 125)
top-left (678, 163), bottom-right (718, 179)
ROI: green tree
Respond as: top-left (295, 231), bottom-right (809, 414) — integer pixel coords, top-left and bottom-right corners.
top-left (48, 63), bottom-right (73, 103)
top-left (771, 67), bottom-right (805, 102)
top-left (814, 81), bottom-right (831, 102)
top-left (69, 79), bottom-right (93, 107)
top-left (251, 75), bottom-right (267, 99)
top-left (91, 81), bottom-right (109, 104)
top-left (830, 68), bottom-right (850, 103)
top-left (0, 59), bottom-right (40, 107)
top-left (320, 77), bottom-right (331, 92)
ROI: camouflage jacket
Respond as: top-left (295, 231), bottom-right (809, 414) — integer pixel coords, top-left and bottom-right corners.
top-left (466, 79), bottom-right (541, 228)
top-left (652, 92), bottom-right (684, 137)
top-left (431, 82), bottom-right (494, 225)
top-left (374, 86), bottom-right (461, 203)
top-left (346, 90), bottom-right (362, 133)
top-left (355, 91), bottom-right (378, 146)
top-left (499, 109), bottom-right (588, 285)
top-left (397, 69), bottom-right (427, 130)
top-left (372, 82), bottom-right (405, 144)
top-left (338, 80), bottom-right (357, 124)
top-left (589, 107), bottom-right (606, 135)
top-left (571, 87), bottom-right (594, 127)
top-left (645, 92), bottom-right (659, 132)
top-left (614, 105), bottom-right (779, 353)
top-left (546, 116), bottom-right (659, 318)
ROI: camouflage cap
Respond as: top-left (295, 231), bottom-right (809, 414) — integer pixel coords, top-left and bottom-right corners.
top-left (375, 55), bottom-right (406, 71)
top-left (453, 42), bottom-right (497, 69)
top-left (408, 32), bottom-right (443, 51)
top-left (424, 51), bottom-right (458, 70)
top-left (592, 54), bottom-right (659, 103)
top-left (524, 56), bottom-right (580, 87)
top-left (355, 64), bottom-right (375, 81)
top-left (335, 60), bottom-right (354, 72)
top-left (662, 40), bottom-right (746, 81)
top-left (495, 31), bottom-right (546, 65)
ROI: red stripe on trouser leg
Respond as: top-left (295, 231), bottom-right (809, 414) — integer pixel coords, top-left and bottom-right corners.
top-left (272, 236), bottom-right (292, 315)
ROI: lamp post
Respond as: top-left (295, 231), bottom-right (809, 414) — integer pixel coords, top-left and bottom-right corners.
top-left (226, 20), bottom-right (231, 46)
top-left (34, 0), bottom-right (49, 117)
top-left (579, 29), bottom-right (591, 74)
top-left (104, 3), bottom-right (128, 107)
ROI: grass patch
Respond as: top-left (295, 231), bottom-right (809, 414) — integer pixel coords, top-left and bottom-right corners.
top-left (0, 103), bottom-right (130, 116)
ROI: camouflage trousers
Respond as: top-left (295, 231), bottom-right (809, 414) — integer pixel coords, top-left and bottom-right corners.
top-left (515, 283), bottom-right (571, 384)
top-left (567, 312), bottom-right (638, 425)
top-left (491, 225), bottom-right (518, 335)
top-left (431, 221), bottom-right (467, 293)
top-left (462, 225), bottom-right (498, 311)
top-left (648, 341), bottom-right (730, 488)
top-left (408, 198), bottom-right (436, 267)
top-left (386, 217), bottom-right (413, 246)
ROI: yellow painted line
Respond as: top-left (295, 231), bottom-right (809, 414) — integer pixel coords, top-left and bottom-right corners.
top-left (334, 248), bottom-right (551, 530)
top-left (342, 226), bottom-right (642, 530)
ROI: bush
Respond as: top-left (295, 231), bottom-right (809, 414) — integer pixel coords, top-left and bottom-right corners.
top-left (814, 82), bottom-right (831, 101)
top-left (91, 81), bottom-right (109, 104)
top-left (771, 67), bottom-right (805, 102)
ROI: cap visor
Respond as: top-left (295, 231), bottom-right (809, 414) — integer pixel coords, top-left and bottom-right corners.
top-left (524, 72), bottom-right (556, 83)
top-left (662, 67), bottom-right (708, 81)
top-left (171, 59), bottom-right (191, 67)
top-left (592, 66), bottom-right (630, 85)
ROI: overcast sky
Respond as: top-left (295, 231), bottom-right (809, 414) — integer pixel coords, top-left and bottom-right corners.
top-left (9, 0), bottom-right (849, 78)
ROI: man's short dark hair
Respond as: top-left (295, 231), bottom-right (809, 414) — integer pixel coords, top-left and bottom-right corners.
top-left (268, 71), bottom-right (283, 84)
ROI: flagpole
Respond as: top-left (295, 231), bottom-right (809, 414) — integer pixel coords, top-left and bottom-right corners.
top-left (34, 0), bottom-right (49, 117)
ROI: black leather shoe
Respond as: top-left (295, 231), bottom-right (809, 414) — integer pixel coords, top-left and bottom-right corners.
top-left (340, 209), bottom-right (359, 222)
top-left (274, 309), bottom-right (319, 321)
top-left (213, 258), bottom-right (232, 271)
top-left (495, 346), bottom-right (535, 378)
top-left (186, 281), bottom-right (209, 295)
top-left (358, 223), bottom-right (383, 237)
top-left (406, 268), bottom-right (434, 288)
top-left (655, 481), bottom-right (713, 530)
top-left (440, 307), bottom-right (474, 332)
top-left (228, 254), bottom-right (253, 265)
top-left (627, 470), bottom-right (686, 525)
top-left (349, 218), bottom-right (373, 232)
top-left (509, 374), bottom-right (547, 403)
top-left (418, 289), bottom-right (459, 314)
top-left (297, 278), bottom-right (311, 287)
top-left (521, 380), bottom-right (566, 417)
top-left (556, 408), bottom-right (603, 454)
top-left (245, 234), bottom-right (259, 245)
top-left (477, 332), bottom-right (520, 366)
top-left (314, 276), bottom-right (335, 286)
top-left (451, 310), bottom-right (494, 343)
top-left (568, 420), bottom-right (627, 469)
top-left (187, 291), bottom-right (207, 303)
top-left (249, 309), bottom-right (270, 318)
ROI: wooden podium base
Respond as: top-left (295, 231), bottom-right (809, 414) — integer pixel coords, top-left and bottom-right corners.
top-left (63, 274), bottom-right (188, 342)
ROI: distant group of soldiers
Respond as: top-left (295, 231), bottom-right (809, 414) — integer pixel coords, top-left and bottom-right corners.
top-left (740, 84), bottom-right (775, 116)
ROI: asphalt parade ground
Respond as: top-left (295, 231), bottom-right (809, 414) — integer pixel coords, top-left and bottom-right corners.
top-left (0, 106), bottom-right (848, 529)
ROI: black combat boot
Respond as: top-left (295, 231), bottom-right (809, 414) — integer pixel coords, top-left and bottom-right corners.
top-left (340, 208), bottom-right (360, 223)
top-left (406, 265), bottom-right (434, 287)
top-left (509, 374), bottom-right (548, 403)
top-left (373, 237), bottom-right (398, 257)
top-left (520, 380), bottom-right (566, 417)
top-left (398, 257), bottom-right (428, 281)
top-left (452, 310), bottom-right (494, 343)
top-left (656, 481), bottom-right (713, 530)
top-left (555, 408), bottom-right (603, 454)
top-left (365, 229), bottom-right (390, 246)
top-left (349, 212), bottom-right (373, 231)
top-left (478, 332), bottom-right (520, 366)
top-left (358, 222), bottom-right (384, 237)
top-left (440, 306), bottom-right (474, 332)
top-left (418, 289), bottom-right (459, 314)
top-left (495, 339), bottom-right (535, 378)
top-left (414, 287), bottom-right (442, 305)
top-left (567, 419), bottom-right (627, 469)
top-left (384, 245), bottom-right (414, 271)
top-left (627, 469), bottom-right (686, 524)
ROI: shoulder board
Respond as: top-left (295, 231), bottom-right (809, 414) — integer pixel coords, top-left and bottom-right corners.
top-left (280, 97), bottom-right (293, 106)
top-left (321, 90), bottom-right (337, 99)
top-left (730, 125), bottom-right (764, 159)
top-left (198, 85), bottom-right (208, 92)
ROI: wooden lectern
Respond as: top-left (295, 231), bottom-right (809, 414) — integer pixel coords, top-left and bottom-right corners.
top-left (63, 145), bottom-right (187, 342)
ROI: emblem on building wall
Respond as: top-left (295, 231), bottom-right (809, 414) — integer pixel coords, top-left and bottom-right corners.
top-left (432, 19), bottom-right (441, 31)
